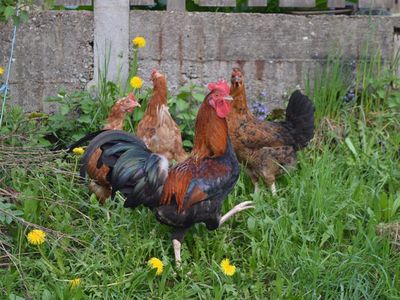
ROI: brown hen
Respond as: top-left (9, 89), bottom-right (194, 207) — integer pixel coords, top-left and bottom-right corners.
top-left (69, 93), bottom-right (140, 204)
top-left (227, 68), bottom-right (315, 195)
top-left (136, 69), bottom-right (188, 163)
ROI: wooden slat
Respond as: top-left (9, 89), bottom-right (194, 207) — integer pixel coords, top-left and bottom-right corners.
top-left (279, 0), bottom-right (315, 7)
top-left (358, 0), bottom-right (393, 8)
top-left (248, 0), bottom-right (267, 6)
top-left (130, 0), bottom-right (156, 5)
top-left (54, 0), bottom-right (92, 5)
top-left (327, 0), bottom-right (345, 8)
top-left (197, 0), bottom-right (236, 6)
top-left (167, 0), bottom-right (186, 11)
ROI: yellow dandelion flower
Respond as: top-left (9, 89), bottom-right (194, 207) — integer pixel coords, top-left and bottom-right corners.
top-left (148, 257), bottom-right (164, 276)
top-left (70, 278), bottom-right (81, 288)
top-left (72, 147), bottom-right (85, 155)
top-left (220, 258), bottom-right (236, 276)
top-left (130, 76), bottom-right (143, 89)
top-left (0, 67), bottom-right (4, 76)
top-left (132, 36), bottom-right (146, 48)
top-left (27, 229), bottom-right (46, 245)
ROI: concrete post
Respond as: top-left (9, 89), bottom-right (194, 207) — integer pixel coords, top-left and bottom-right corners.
top-left (248, 0), bottom-right (268, 6)
top-left (167, 0), bottom-right (186, 11)
top-left (91, 0), bottom-right (130, 89)
top-left (394, 28), bottom-right (400, 78)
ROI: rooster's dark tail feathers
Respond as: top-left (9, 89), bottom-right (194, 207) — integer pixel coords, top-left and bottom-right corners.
top-left (66, 130), bottom-right (107, 153)
top-left (80, 130), bottom-right (168, 208)
top-left (285, 90), bottom-right (315, 150)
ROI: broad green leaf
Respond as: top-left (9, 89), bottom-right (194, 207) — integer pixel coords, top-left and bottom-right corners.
top-left (193, 93), bottom-right (205, 103)
top-left (183, 140), bottom-right (193, 147)
top-left (4, 6), bottom-right (15, 19)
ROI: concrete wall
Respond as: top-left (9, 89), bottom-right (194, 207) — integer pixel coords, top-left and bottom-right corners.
top-left (0, 11), bottom-right (93, 112)
top-left (131, 12), bottom-right (399, 109)
top-left (1, 11), bottom-right (399, 112)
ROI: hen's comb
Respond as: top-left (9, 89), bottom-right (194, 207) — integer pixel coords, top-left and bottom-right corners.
top-left (151, 69), bottom-right (158, 76)
top-left (128, 92), bottom-right (136, 100)
top-left (232, 68), bottom-right (243, 76)
top-left (207, 80), bottom-right (230, 95)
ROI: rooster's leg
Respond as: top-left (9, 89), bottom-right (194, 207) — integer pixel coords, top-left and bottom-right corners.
top-left (172, 239), bottom-right (181, 266)
top-left (219, 201), bottom-right (254, 226)
top-left (171, 228), bottom-right (187, 266)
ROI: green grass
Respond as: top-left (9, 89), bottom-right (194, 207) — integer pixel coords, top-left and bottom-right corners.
top-left (1, 53), bottom-right (400, 299)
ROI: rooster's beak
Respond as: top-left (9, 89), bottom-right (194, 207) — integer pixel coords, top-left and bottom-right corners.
top-left (224, 95), bottom-right (234, 101)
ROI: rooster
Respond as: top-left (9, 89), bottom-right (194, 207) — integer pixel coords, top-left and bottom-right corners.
top-left (136, 69), bottom-right (188, 163)
top-left (79, 80), bottom-right (254, 264)
top-left (227, 68), bottom-right (314, 195)
top-left (68, 93), bottom-right (140, 204)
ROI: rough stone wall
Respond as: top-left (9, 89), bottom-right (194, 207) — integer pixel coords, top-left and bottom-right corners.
top-left (0, 11), bottom-right (93, 112)
top-left (0, 11), bottom-right (399, 112)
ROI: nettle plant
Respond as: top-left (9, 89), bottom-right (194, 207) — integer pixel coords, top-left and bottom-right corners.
top-left (0, 0), bottom-right (57, 26)
top-left (46, 87), bottom-right (116, 147)
top-left (168, 84), bottom-right (206, 149)
top-left (0, 0), bottom-right (28, 25)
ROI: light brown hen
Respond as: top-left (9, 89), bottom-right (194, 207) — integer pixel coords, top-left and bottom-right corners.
top-left (136, 69), bottom-right (188, 163)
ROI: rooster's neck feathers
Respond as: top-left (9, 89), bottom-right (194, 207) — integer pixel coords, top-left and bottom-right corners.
top-left (192, 93), bottom-right (228, 160)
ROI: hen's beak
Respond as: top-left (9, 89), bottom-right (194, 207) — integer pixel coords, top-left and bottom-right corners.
top-left (231, 76), bottom-right (241, 83)
top-left (126, 101), bottom-right (140, 113)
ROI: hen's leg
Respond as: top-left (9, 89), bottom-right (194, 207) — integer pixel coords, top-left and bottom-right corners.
top-left (219, 201), bottom-right (254, 226)
top-left (254, 182), bottom-right (260, 195)
top-left (245, 170), bottom-right (260, 195)
top-left (270, 182), bottom-right (277, 196)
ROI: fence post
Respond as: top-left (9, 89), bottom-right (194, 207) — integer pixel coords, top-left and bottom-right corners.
top-left (167, 0), bottom-right (186, 11)
top-left (91, 0), bottom-right (130, 89)
top-left (395, 28), bottom-right (400, 79)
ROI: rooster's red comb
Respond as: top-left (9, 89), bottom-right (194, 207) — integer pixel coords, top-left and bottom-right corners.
top-left (207, 80), bottom-right (230, 95)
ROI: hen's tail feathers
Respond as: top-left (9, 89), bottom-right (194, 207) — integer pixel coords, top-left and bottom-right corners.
top-left (66, 130), bottom-right (107, 153)
top-left (80, 130), bottom-right (168, 208)
top-left (285, 90), bottom-right (315, 150)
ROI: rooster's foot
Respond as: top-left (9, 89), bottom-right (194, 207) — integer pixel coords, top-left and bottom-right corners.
top-left (219, 201), bottom-right (254, 226)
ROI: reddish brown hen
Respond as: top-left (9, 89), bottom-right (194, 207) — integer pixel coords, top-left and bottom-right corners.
top-left (227, 68), bottom-right (314, 195)
top-left (136, 69), bottom-right (188, 163)
top-left (68, 93), bottom-right (140, 204)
